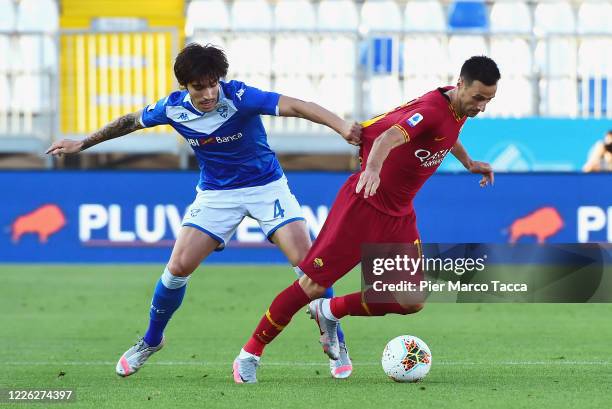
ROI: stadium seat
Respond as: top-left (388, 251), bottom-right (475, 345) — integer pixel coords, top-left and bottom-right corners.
top-left (545, 79), bottom-right (577, 117)
top-left (577, 1), bottom-right (612, 34)
top-left (535, 38), bottom-right (577, 77)
top-left (317, 0), bottom-right (359, 31)
top-left (0, 0), bottom-right (16, 31)
top-left (185, 0), bottom-right (230, 36)
top-left (317, 36), bottom-right (356, 75)
top-left (447, 36), bottom-right (488, 76)
top-left (17, 0), bottom-right (58, 32)
top-left (14, 36), bottom-right (57, 74)
top-left (490, 38), bottom-right (531, 76)
top-left (486, 78), bottom-right (533, 117)
top-left (403, 36), bottom-right (448, 78)
top-left (227, 36), bottom-right (271, 76)
top-left (578, 39), bottom-right (612, 76)
top-left (360, 1), bottom-right (402, 32)
top-left (490, 1), bottom-right (531, 33)
top-left (404, 0), bottom-right (446, 32)
top-left (231, 0), bottom-right (272, 30)
top-left (0, 35), bottom-right (12, 72)
top-left (448, 1), bottom-right (488, 31)
top-left (273, 36), bottom-right (314, 75)
top-left (318, 75), bottom-right (354, 118)
top-left (275, 0), bottom-right (316, 30)
top-left (368, 76), bottom-right (403, 116)
top-left (534, 1), bottom-right (575, 34)
top-left (13, 74), bottom-right (45, 113)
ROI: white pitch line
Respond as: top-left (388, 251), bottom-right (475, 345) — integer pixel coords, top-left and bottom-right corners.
top-left (1, 361), bottom-right (610, 367)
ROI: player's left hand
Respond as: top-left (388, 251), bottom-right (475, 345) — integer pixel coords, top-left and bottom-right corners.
top-left (468, 161), bottom-right (494, 187)
top-left (342, 121), bottom-right (362, 146)
top-left (356, 169), bottom-right (380, 198)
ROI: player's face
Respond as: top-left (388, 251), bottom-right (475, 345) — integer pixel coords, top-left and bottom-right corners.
top-left (187, 78), bottom-right (220, 112)
top-left (458, 79), bottom-right (497, 117)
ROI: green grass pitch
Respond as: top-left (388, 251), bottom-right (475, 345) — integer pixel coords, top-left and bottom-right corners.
top-left (1, 264), bottom-right (611, 409)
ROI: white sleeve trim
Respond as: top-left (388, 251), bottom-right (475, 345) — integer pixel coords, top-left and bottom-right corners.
top-left (139, 112), bottom-right (147, 128)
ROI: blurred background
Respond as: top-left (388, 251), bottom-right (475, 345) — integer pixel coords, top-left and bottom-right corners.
top-left (1, 0), bottom-right (611, 263)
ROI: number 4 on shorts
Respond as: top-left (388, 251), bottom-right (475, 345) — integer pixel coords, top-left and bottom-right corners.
top-left (274, 199), bottom-right (285, 218)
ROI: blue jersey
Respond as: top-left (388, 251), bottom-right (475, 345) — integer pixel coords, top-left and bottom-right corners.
top-left (140, 80), bottom-right (283, 190)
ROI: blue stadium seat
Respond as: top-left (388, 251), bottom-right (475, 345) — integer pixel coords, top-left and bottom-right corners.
top-left (448, 1), bottom-right (488, 31)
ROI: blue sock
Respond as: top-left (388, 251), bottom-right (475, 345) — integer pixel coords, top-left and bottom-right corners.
top-left (324, 286), bottom-right (345, 344)
top-left (143, 267), bottom-right (189, 347)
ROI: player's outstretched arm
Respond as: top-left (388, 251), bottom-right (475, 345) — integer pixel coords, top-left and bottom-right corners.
top-left (451, 141), bottom-right (494, 187)
top-left (277, 95), bottom-right (361, 145)
top-left (356, 127), bottom-right (406, 198)
top-left (45, 110), bottom-right (144, 156)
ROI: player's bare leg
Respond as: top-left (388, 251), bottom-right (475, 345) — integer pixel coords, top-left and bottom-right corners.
top-left (235, 221), bottom-right (353, 380)
top-left (116, 227), bottom-right (219, 377)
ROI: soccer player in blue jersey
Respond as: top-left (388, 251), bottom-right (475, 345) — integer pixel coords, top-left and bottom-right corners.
top-left (46, 43), bottom-right (361, 380)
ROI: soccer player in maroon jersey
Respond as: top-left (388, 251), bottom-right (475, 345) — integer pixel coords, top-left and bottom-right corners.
top-left (232, 56), bottom-right (500, 383)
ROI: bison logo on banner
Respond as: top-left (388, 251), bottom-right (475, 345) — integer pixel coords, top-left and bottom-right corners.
top-left (509, 207), bottom-right (564, 244)
top-left (11, 204), bottom-right (66, 243)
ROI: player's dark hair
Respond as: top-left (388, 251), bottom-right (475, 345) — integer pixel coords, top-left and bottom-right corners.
top-left (460, 56), bottom-right (500, 86)
top-left (174, 43), bottom-right (229, 86)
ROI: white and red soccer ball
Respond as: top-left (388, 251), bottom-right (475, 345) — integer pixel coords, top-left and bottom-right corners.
top-left (381, 335), bottom-right (432, 382)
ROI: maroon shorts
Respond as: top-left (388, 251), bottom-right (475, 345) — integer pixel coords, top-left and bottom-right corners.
top-left (298, 178), bottom-right (420, 288)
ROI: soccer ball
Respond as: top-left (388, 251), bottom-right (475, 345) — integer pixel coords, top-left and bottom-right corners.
top-left (381, 335), bottom-right (432, 382)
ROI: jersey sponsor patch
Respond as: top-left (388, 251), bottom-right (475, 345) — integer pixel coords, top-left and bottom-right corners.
top-left (406, 113), bottom-right (424, 128)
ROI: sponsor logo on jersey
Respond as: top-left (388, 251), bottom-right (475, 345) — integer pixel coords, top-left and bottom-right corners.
top-left (313, 257), bottom-right (324, 268)
top-left (186, 132), bottom-right (244, 147)
top-left (236, 88), bottom-right (245, 101)
top-left (178, 112), bottom-right (189, 121)
top-left (406, 113), bottom-right (424, 128)
top-left (414, 148), bottom-right (451, 168)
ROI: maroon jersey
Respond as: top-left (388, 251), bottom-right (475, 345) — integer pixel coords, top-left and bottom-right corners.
top-left (354, 86), bottom-right (467, 216)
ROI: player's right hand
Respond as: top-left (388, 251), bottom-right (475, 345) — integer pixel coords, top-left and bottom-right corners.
top-left (45, 139), bottom-right (84, 156)
top-left (356, 169), bottom-right (380, 198)
top-left (342, 121), bottom-right (362, 146)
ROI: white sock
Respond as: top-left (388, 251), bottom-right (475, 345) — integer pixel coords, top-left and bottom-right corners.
top-left (161, 266), bottom-right (190, 289)
top-left (321, 298), bottom-right (339, 321)
top-left (238, 348), bottom-right (260, 361)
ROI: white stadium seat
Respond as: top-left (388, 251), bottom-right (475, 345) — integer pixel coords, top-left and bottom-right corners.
top-left (361, 0), bottom-right (402, 32)
top-left (318, 0), bottom-right (359, 31)
top-left (273, 36), bottom-right (314, 75)
top-left (185, 0), bottom-right (230, 36)
top-left (275, 0), bottom-right (316, 30)
top-left (318, 75), bottom-right (354, 118)
top-left (404, 0), bottom-right (445, 32)
top-left (534, 1), bottom-right (575, 34)
top-left (227, 36), bottom-right (271, 76)
top-left (17, 0), bottom-right (58, 32)
top-left (0, 0), bottom-right (16, 31)
top-left (447, 36), bottom-right (488, 77)
top-left (316, 36), bottom-right (356, 75)
top-left (577, 1), bottom-right (612, 34)
top-left (403, 36), bottom-right (448, 77)
top-left (535, 38), bottom-right (577, 77)
top-left (544, 78), bottom-right (578, 117)
top-left (490, 1), bottom-right (532, 33)
top-left (231, 0), bottom-right (272, 30)
top-left (490, 38), bottom-right (532, 76)
top-left (368, 76), bottom-right (403, 116)
top-left (486, 78), bottom-right (534, 117)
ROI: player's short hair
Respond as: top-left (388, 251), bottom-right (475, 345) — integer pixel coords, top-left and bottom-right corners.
top-left (174, 43), bottom-right (229, 86)
top-left (460, 56), bottom-right (501, 86)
